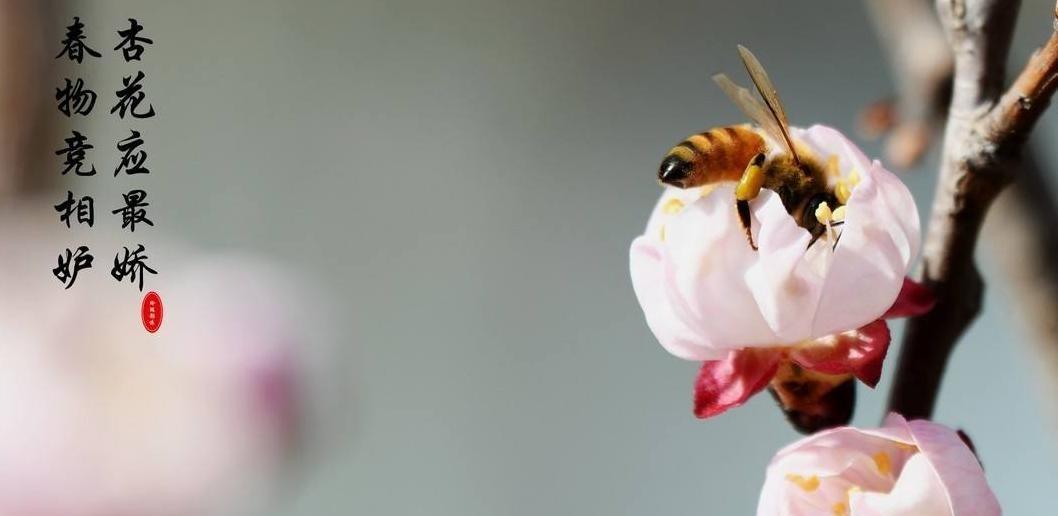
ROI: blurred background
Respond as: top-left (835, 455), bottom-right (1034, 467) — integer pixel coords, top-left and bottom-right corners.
top-left (4, 0), bottom-right (1056, 514)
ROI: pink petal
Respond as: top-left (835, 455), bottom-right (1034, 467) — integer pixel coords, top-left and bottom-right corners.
top-left (848, 453), bottom-right (953, 515)
top-left (883, 277), bottom-right (936, 319)
top-left (629, 237), bottom-right (725, 361)
top-left (788, 320), bottom-right (891, 387)
top-left (893, 415), bottom-right (1001, 516)
top-left (629, 186), bottom-right (785, 360)
top-left (794, 126), bottom-right (920, 338)
top-left (743, 190), bottom-right (825, 342)
top-left (694, 349), bottom-right (781, 419)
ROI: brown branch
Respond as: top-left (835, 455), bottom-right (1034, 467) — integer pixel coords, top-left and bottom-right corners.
top-left (867, 0), bottom-right (1058, 426)
top-left (886, 0), bottom-right (1058, 419)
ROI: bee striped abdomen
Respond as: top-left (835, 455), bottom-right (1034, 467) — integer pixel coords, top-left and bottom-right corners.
top-left (658, 125), bottom-right (766, 189)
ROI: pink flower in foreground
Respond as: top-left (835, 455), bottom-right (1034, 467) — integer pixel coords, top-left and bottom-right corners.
top-left (758, 414), bottom-right (1000, 516)
top-left (0, 205), bottom-right (323, 516)
top-left (630, 125), bottom-right (929, 427)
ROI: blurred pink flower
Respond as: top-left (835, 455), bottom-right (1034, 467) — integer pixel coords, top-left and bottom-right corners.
top-left (0, 205), bottom-right (316, 516)
top-left (757, 414), bottom-right (1001, 516)
top-left (629, 125), bottom-right (928, 420)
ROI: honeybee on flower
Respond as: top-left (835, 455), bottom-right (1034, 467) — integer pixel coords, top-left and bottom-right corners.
top-left (629, 47), bottom-right (932, 432)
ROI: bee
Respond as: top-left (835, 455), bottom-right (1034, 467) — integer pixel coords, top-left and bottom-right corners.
top-left (657, 46), bottom-right (840, 250)
top-left (768, 362), bottom-right (855, 434)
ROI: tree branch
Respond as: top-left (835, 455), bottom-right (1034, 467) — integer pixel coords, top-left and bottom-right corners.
top-left (887, 0), bottom-right (1058, 419)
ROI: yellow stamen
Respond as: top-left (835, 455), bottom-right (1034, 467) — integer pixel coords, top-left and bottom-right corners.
top-left (835, 183), bottom-right (851, 204)
top-left (815, 201), bottom-right (833, 225)
top-left (873, 451), bottom-right (892, 476)
top-left (826, 155), bottom-right (840, 178)
top-left (831, 205), bottom-right (846, 222)
top-left (832, 502), bottom-right (849, 516)
top-left (662, 198), bottom-right (684, 215)
top-left (834, 169), bottom-right (861, 204)
top-left (785, 473), bottom-right (820, 492)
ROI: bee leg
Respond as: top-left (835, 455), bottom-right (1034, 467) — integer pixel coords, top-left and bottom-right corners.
top-left (806, 221), bottom-right (844, 250)
top-left (829, 221), bottom-right (845, 250)
top-left (736, 200), bottom-right (757, 250)
top-left (806, 232), bottom-right (822, 250)
top-left (735, 153), bottom-right (767, 251)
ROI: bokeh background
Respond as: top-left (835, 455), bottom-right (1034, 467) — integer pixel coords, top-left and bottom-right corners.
top-left (17, 0), bottom-right (1058, 514)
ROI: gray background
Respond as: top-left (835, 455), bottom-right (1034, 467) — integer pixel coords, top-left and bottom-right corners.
top-left (67, 0), bottom-right (1058, 514)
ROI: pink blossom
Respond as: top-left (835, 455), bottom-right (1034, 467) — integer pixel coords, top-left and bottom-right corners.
top-left (757, 414), bottom-right (1001, 516)
top-left (630, 125), bottom-right (920, 360)
top-left (629, 125), bottom-right (928, 421)
top-left (0, 205), bottom-right (316, 516)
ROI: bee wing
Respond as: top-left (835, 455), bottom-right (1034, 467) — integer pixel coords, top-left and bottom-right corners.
top-left (712, 73), bottom-right (787, 150)
top-left (735, 45), bottom-right (799, 162)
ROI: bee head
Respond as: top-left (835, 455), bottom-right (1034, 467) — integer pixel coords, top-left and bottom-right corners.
top-left (802, 192), bottom-right (838, 235)
top-left (658, 155), bottom-right (692, 188)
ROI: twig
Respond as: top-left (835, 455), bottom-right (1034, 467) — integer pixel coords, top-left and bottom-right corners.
top-left (887, 0), bottom-right (1058, 419)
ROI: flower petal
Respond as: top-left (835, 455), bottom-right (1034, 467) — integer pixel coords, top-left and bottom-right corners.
top-left (744, 191), bottom-right (825, 342)
top-left (629, 237), bottom-right (725, 361)
top-left (694, 348), bottom-right (781, 419)
top-left (630, 186), bottom-right (787, 360)
top-left (897, 415), bottom-right (1002, 516)
top-left (788, 320), bottom-right (891, 387)
top-left (883, 277), bottom-right (936, 319)
top-left (795, 126), bottom-right (920, 338)
top-left (848, 453), bottom-right (953, 515)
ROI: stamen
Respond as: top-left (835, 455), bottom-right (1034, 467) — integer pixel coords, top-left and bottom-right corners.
top-left (872, 452), bottom-right (892, 476)
top-left (785, 473), bottom-right (820, 492)
top-left (662, 198), bottom-right (685, 215)
top-left (814, 201), bottom-right (833, 225)
top-left (831, 205), bottom-right (846, 222)
top-left (826, 155), bottom-right (840, 178)
top-left (815, 201), bottom-right (836, 250)
top-left (835, 170), bottom-right (862, 204)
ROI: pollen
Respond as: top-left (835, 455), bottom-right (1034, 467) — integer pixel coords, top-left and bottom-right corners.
top-left (832, 502), bottom-right (849, 516)
top-left (872, 451), bottom-right (892, 476)
top-left (785, 473), bottom-right (820, 492)
top-left (831, 205), bottom-right (846, 222)
top-left (814, 201), bottom-right (833, 225)
top-left (835, 170), bottom-right (862, 204)
top-left (662, 198), bottom-right (685, 215)
top-left (826, 154), bottom-right (840, 178)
